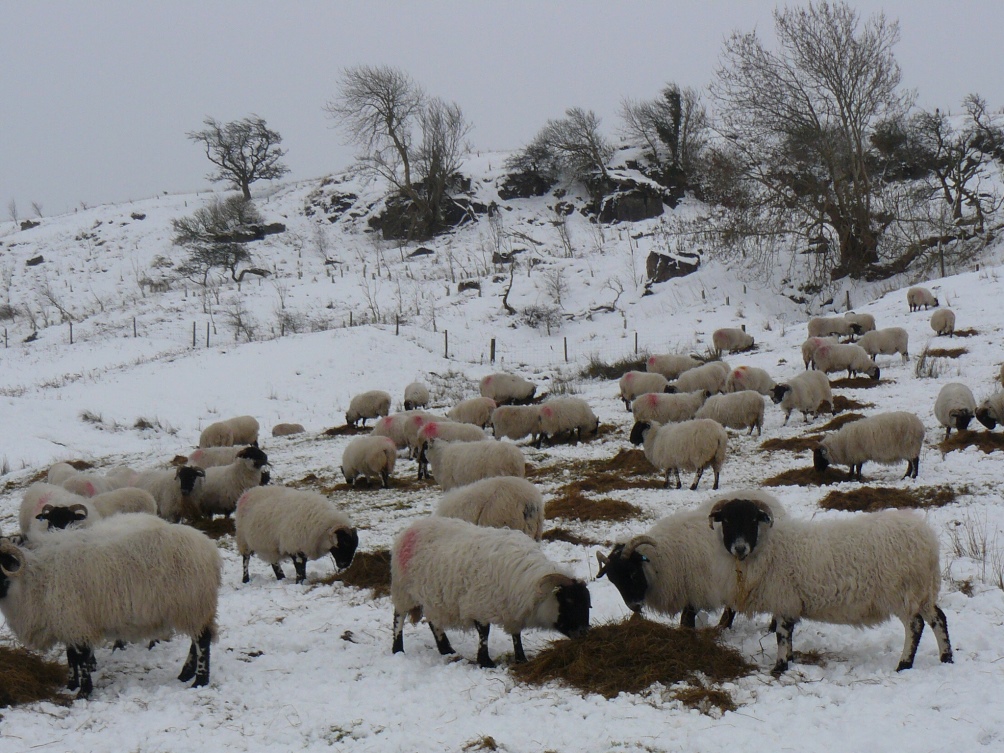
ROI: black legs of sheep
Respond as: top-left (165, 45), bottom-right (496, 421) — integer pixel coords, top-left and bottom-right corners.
top-left (178, 628), bottom-right (213, 687)
top-left (897, 606), bottom-right (953, 672)
top-left (67, 644), bottom-right (96, 698)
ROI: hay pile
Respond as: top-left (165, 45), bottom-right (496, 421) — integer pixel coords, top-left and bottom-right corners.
top-left (324, 549), bottom-right (392, 597)
top-left (541, 528), bottom-right (603, 547)
top-left (830, 377), bottom-right (887, 389)
top-left (926, 347), bottom-right (968, 358)
top-left (815, 412), bottom-right (865, 432)
top-left (763, 466), bottom-right (849, 487)
top-left (190, 516), bottom-right (235, 540)
top-left (545, 492), bottom-right (642, 523)
top-left (832, 395), bottom-right (873, 413)
top-left (819, 485), bottom-right (959, 512)
top-left (321, 424), bottom-right (371, 437)
top-left (0, 646), bottom-right (70, 708)
top-left (940, 431), bottom-right (1004, 455)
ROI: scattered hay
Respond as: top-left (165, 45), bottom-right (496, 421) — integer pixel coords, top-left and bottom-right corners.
top-left (462, 737), bottom-right (499, 752)
top-left (819, 485), bottom-right (958, 512)
top-left (541, 528), bottom-right (603, 547)
top-left (763, 466), bottom-right (849, 487)
top-left (189, 516), bottom-right (235, 540)
top-left (169, 455), bottom-right (190, 466)
top-left (66, 460), bottom-right (95, 471)
top-left (830, 377), bottom-right (887, 389)
top-left (583, 448), bottom-right (652, 476)
top-left (510, 617), bottom-right (753, 708)
top-left (0, 646), bottom-right (71, 708)
top-left (321, 424), bottom-right (371, 437)
top-left (832, 395), bottom-right (873, 413)
top-left (814, 413), bottom-right (865, 432)
top-left (323, 549), bottom-right (391, 597)
top-left (546, 493), bottom-right (642, 523)
top-left (939, 431), bottom-right (1004, 455)
top-left (952, 328), bottom-right (979, 337)
top-left (760, 435), bottom-right (821, 453)
top-left (926, 347), bottom-right (968, 358)
top-left (579, 354), bottom-right (649, 381)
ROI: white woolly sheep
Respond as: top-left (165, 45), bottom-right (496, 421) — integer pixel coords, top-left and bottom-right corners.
top-left (31, 487), bottom-right (159, 536)
top-left (671, 360), bottom-right (731, 395)
top-left (198, 415), bottom-right (259, 448)
top-left (770, 370), bottom-right (834, 425)
top-left (490, 405), bottom-right (542, 443)
top-left (646, 353), bottom-right (700, 379)
top-left (371, 411), bottom-right (433, 450)
top-left (858, 326), bottom-right (909, 362)
top-left (415, 421), bottom-right (488, 479)
top-left (345, 390), bottom-right (392, 428)
top-left (708, 497), bottom-right (952, 674)
top-left (404, 382), bottom-right (431, 411)
top-left (976, 391), bottom-right (1004, 430)
top-left (187, 445), bottom-right (252, 469)
top-left (132, 466), bottom-right (207, 522)
top-left (618, 371), bottom-right (671, 411)
top-left (235, 486), bottom-right (358, 584)
top-left (631, 390), bottom-right (708, 425)
top-left (423, 439), bottom-right (525, 491)
top-left (907, 286), bottom-right (939, 312)
top-left (55, 466), bottom-right (137, 497)
top-left (801, 336), bottom-right (838, 369)
top-left (934, 382), bottom-right (977, 438)
top-left (812, 342), bottom-right (880, 380)
top-left (271, 422), bottom-right (306, 437)
top-left (814, 411), bottom-right (924, 480)
top-left (448, 397), bottom-right (497, 428)
top-left (629, 418), bottom-right (728, 490)
top-left (930, 308), bottom-right (956, 336)
top-left (341, 435), bottom-right (397, 488)
top-left (190, 446), bottom-right (269, 518)
top-left (844, 312), bottom-right (876, 333)
top-left (0, 513), bottom-right (221, 697)
top-left (695, 390), bottom-right (765, 436)
top-left (479, 373), bottom-right (537, 405)
top-left (807, 316), bottom-right (861, 338)
top-left (390, 516), bottom-right (590, 667)
top-left (725, 365), bottom-right (775, 395)
top-left (434, 476), bottom-right (544, 541)
top-left (19, 483), bottom-right (88, 542)
top-left (536, 397), bottom-right (600, 448)
top-left (46, 462), bottom-right (78, 486)
top-left (712, 327), bottom-right (754, 353)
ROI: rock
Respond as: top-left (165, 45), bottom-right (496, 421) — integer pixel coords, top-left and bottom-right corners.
top-left (645, 251), bottom-right (700, 284)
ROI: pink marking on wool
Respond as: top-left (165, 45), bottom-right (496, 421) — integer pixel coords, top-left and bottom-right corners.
top-left (647, 356), bottom-right (656, 368)
top-left (84, 481), bottom-right (96, 497)
top-left (733, 368), bottom-right (744, 379)
top-left (483, 376), bottom-right (493, 387)
top-left (236, 491), bottom-right (253, 513)
top-left (396, 528), bottom-right (419, 574)
top-left (541, 406), bottom-right (553, 418)
top-left (423, 422), bottom-right (440, 438)
top-left (190, 449), bottom-right (204, 463)
top-left (35, 494), bottom-right (52, 513)
top-left (645, 393), bottom-right (658, 406)
top-left (624, 373), bottom-right (634, 382)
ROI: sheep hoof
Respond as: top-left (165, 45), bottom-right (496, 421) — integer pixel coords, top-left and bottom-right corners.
top-left (895, 660), bottom-right (913, 672)
top-left (941, 652), bottom-right (954, 664)
top-left (770, 661), bottom-right (789, 676)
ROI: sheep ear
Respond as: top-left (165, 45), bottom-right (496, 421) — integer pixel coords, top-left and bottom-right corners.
top-left (535, 573), bottom-right (574, 598)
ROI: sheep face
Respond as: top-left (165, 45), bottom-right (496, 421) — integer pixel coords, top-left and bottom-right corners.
top-left (237, 446), bottom-right (269, 469)
top-left (551, 579), bottom-right (591, 638)
top-left (770, 384), bottom-right (791, 405)
top-left (663, 385), bottom-right (677, 394)
top-left (330, 528), bottom-right (359, 570)
top-left (629, 421), bottom-right (652, 446)
top-left (976, 408), bottom-right (997, 430)
top-left (868, 365), bottom-right (881, 380)
top-left (176, 466), bottom-right (206, 496)
top-left (813, 445), bottom-right (831, 472)
top-left (708, 499), bottom-right (773, 561)
top-left (951, 409), bottom-right (974, 432)
top-left (36, 503), bottom-right (89, 531)
top-left (596, 544), bottom-right (648, 613)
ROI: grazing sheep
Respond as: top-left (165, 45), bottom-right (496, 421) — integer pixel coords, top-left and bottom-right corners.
top-left (341, 435), bottom-right (397, 488)
top-left (976, 391), bottom-right (1004, 430)
top-left (619, 371), bottom-right (671, 411)
top-left (199, 415), bottom-right (259, 448)
top-left (448, 397), bottom-right (497, 428)
top-left (934, 383), bottom-right (977, 438)
top-left (812, 342), bottom-right (880, 380)
top-left (271, 422), bottom-right (306, 437)
top-left (0, 514), bottom-right (221, 698)
top-left (807, 316), bottom-right (861, 338)
top-left (631, 390), bottom-right (708, 425)
top-left (771, 370), bottom-right (834, 425)
top-left (345, 390), bottom-right (392, 428)
top-left (725, 365), bottom-right (776, 395)
top-left (708, 497), bottom-right (952, 674)
top-left (390, 516), bottom-right (590, 667)
top-left (907, 286), bottom-right (939, 312)
top-left (858, 327), bottom-right (909, 362)
top-left (479, 373), bottom-right (537, 405)
top-left (536, 397), bottom-right (600, 447)
top-left (843, 312), bottom-right (876, 334)
top-left (19, 483), bottom-right (88, 542)
top-left (415, 422), bottom-right (488, 479)
top-left (646, 353), bottom-right (701, 379)
top-left (46, 462), bottom-right (78, 486)
top-left (435, 476), bottom-right (544, 541)
top-left (423, 439), bottom-right (525, 491)
top-left (399, 412), bottom-right (450, 458)
top-left (629, 419), bottom-right (728, 490)
top-left (191, 446), bottom-right (269, 518)
top-left (490, 405), bottom-right (542, 444)
top-left (930, 309), bottom-right (956, 336)
top-left (801, 336), bottom-right (838, 369)
top-left (55, 466), bottom-right (137, 498)
top-left (672, 361), bottom-right (731, 395)
top-left (129, 466), bottom-right (207, 522)
top-left (404, 382), bottom-right (431, 411)
top-left (695, 391), bottom-right (765, 436)
top-left (814, 411), bottom-right (924, 480)
top-left (712, 327), bottom-right (754, 353)
top-left (235, 486), bottom-right (358, 584)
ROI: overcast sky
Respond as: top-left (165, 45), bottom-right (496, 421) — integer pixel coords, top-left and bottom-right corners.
top-left (4, 1), bottom-right (1002, 218)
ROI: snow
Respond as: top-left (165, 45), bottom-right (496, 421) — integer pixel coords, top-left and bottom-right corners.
top-left (1, 164), bottom-right (1004, 752)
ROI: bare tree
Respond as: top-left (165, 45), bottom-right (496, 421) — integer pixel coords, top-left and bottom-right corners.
top-left (532, 108), bottom-right (613, 183)
top-left (620, 84), bottom-right (708, 179)
top-left (172, 195), bottom-right (270, 285)
top-left (30, 201), bottom-right (43, 219)
top-left (7, 199), bottom-right (18, 227)
top-left (188, 116), bottom-right (290, 200)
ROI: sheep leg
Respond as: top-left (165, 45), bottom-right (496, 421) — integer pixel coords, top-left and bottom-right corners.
top-left (771, 618), bottom-right (796, 675)
top-left (381, 469), bottom-right (390, 488)
top-left (896, 614), bottom-right (925, 671)
top-left (680, 605), bottom-right (697, 629)
top-left (474, 621), bottom-right (495, 668)
top-left (673, 469), bottom-right (683, 490)
top-left (271, 563), bottom-right (286, 581)
top-left (292, 554), bottom-right (308, 584)
top-left (178, 628), bottom-right (213, 687)
top-left (241, 554), bottom-right (251, 584)
top-left (428, 623), bottom-right (454, 656)
top-left (392, 611), bottom-right (406, 654)
top-left (512, 633), bottom-right (528, 663)
top-left (689, 467), bottom-right (705, 491)
top-left (67, 645), bottom-right (95, 698)
top-left (712, 466), bottom-right (720, 490)
top-left (718, 608), bottom-right (736, 629)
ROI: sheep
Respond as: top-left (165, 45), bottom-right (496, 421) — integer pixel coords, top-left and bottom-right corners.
top-left (198, 415), bottom-right (259, 448)
top-left (771, 370), bottom-right (834, 425)
top-left (479, 373), bottom-right (537, 405)
top-left (671, 361), bottom-right (731, 395)
top-left (31, 487), bottom-right (159, 536)
top-left (812, 342), bottom-right (880, 380)
top-left (0, 513), bottom-right (221, 697)
top-left (19, 483), bottom-right (88, 542)
top-left (46, 462), bottom-right (78, 486)
top-left (415, 422), bottom-right (488, 479)
top-left (712, 327), bottom-right (754, 353)
top-left (1000, 364), bottom-right (1004, 387)
top-left (801, 336), bottom-right (838, 369)
top-left (390, 516), bottom-right (590, 667)
top-left (629, 419), bottom-right (728, 490)
top-left (934, 382), bottom-right (977, 439)
top-left (930, 308), bottom-right (956, 336)
top-left (536, 397), bottom-right (600, 448)
top-left (976, 391), bottom-right (1004, 430)
top-left (631, 390), bottom-right (708, 425)
top-left (448, 397), bottom-right (497, 428)
top-left (271, 422), bottom-right (306, 437)
top-left (844, 312), bottom-right (876, 334)
top-left (857, 327), bottom-right (909, 363)
top-left (813, 411), bottom-right (924, 480)
top-left (597, 490), bottom-right (785, 628)
top-left (235, 486), bottom-right (358, 584)
top-left (707, 497), bottom-right (952, 674)
top-left (190, 446), bottom-right (269, 518)
top-left (490, 405), bottom-right (542, 444)
top-left (345, 390), bottom-right (392, 428)
top-left (132, 466), bottom-right (207, 522)
top-left (695, 390), bottom-right (765, 436)
top-left (725, 365), bottom-right (775, 395)
top-left (341, 435), bottom-right (397, 488)
top-left (399, 412), bottom-right (450, 458)
top-left (646, 353), bottom-right (701, 379)
top-left (907, 286), bottom-right (939, 312)
top-left (807, 316), bottom-right (861, 338)
top-left (187, 445), bottom-right (250, 469)
top-left (55, 466), bottom-right (137, 497)
top-left (404, 382), bottom-right (430, 411)
top-left (423, 439), bottom-right (525, 491)
top-left (371, 410), bottom-right (433, 450)
top-left (434, 476), bottom-right (544, 541)
top-left (618, 371), bottom-right (671, 411)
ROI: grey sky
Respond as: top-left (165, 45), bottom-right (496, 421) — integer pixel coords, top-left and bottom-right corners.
top-left (3, 1), bottom-right (1001, 217)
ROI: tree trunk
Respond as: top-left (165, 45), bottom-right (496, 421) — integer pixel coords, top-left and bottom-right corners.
top-left (240, 182), bottom-right (251, 201)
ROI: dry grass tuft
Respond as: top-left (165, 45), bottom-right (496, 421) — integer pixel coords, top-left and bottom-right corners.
top-left (546, 492), bottom-right (642, 523)
top-left (832, 395), bottom-right (873, 413)
top-left (322, 549), bottom-right (392, 597)
top-left (321, 424), bottom-right (372, 437)
top-left (760, 435), bottom-right (821, 453)
top-left (819, 485), bottom-right (959, 512)
top-left (0, 646), bottom-right (72, 708)
top-left (952, 328), bottom-right (979, 338)
top-left (763, 466), bottom-right (850, 487)
top-left (830, 377), bottom-right (888, 389)
top-left (584, 448), bottom-right (652, 476)
top-left (169, 455), bottom-right (190, 467)
top-left (541, 528), bottom-right (603, 546)
top-left (189, 516), bottom-right (235, 540)
top-left (939, 431), bottom-right (1004, 455)
top-left (815, 413), bottom-right (866, 432)
top-left (926, 347), bottom-right (968, 358)
top-left (510, 617), bottom-right (753, 708)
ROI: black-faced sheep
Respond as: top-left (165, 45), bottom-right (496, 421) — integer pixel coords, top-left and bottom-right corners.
top-left (976, 391), bottom-right (1004, 430)
top-left (631, 390), bottom-right (708, 425)
top-left (695, 390), bottom-right (765, 436)
top-left (191, 446), bottom-right (269, 518)
top-left (813, 411), bottom-right (924, 480)
top-left (934, 382), bottom-right (977, 438)
top-left (618, 371), bottom-right (671, 411)
top-left (646, 353), bottom-right (700, 379)
top-left (346, 390), bottom-right (392, 427)
top-left (844, 312), bottom-right (876, 334)
top-left (423, 439), bottom-right (525, 491)
top-left (930, 309), bottom-right (956, 336)
top-left (33, 488), bottom-right (158, 535)
top-left (479, 373), bottom-right (536, 405)
top-left (857, 327), bottom-right (909, 363)
top-left (907, 286), bottom-right (939, 311)
top-left (19, 483), bottom-right (88, 542)
top-left (434, 476), bottom-right (544, 541)
top-left (771, 370), bottom-right (834, 425)
top-left (629, 419), bottom-right (727, 490)
top-left (130, 465), bottom-right (207, 522)
top-left (341, 435), bottom-right (397, 487)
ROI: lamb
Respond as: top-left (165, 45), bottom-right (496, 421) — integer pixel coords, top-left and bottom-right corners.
top-left (190, 446), bottom-right (270, 518)
top-left (811, 342), bottom-right (880, 380)
top-left (771, 370), bottom-right (834, 425)
top-left (198, 415), bottom-right (259, 448)
top-left (235, 486), bottom-right (358, 584)
top-left (404, 382), bottom-right (431, 411)
top-left (707, 497), bottom-right (952, 674)
top-left (448, 397), bottom-right (497, 428)
top-left (479, 373), bottom-right (537, 405)
top-left (934, 382), bottom-right (977, 438)
top-left (434, 476), bottom-right (544, 541)
top-left (801, 336), bottom-right (838, 369)
top-left (415, 421), bottom-right (488, 479)
top-left (646, 353), bottom-right (701, 379)
top-left (631, 390), bottom-right (708, 425)
top-left (857, 327), bottom-right (909, 362)
top-left (132, 465), bottom-right (207, 522)
top-left (618, 371), bottom-right (671, 411)
top-left (345, 390), bottom-right (392, 427)
top-left (907, 286), bottom-right (939, 311)
top-left (930, 308), bottom-right (956, 336)
top-left (629, 418), bottom-right (728, 490)
top-left (695, 390), bottom-right (765, 436)
top-left (843, 312), bottom-right (876, 334)
top-left (807, 316), bottom-right (861, 338)
top-left (536, 397), bottom-right (600, 447)
top-left (0, 513), bottom-right (221, 697)
top-left (711, 327), bottom-right (754, 353)
top-left (423, 439), bottom-right (525, 491)
top-left (390, 516), bottom-right (590, 667)
top-left (671, 361), bottom-right (731, 395)
top-left (813, 411), bottom-right (925, 480)
top-left (271, 422), bottom-right (306, 437)
top-left (490, 405), bottom-right (542, 443)
top-left (976, 391), bottom-right (1004, 430)
top-left (725, 365), bottom-right (775, 395)
top-left (341, 435), bottom-right (397, 488)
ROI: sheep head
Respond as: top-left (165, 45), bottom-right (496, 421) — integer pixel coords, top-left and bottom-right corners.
top-left (534, 574), bottom-right (590, 638)
top-left (976, 407), bottom-right (997, 430)
top-left (330, 527), bottom-right (359, 570)
top-left (0, 539), bottom-right (25, 597)
top-left (950, 409), bottom-right (974, 432)
top-left (708, 498), bottom-right (774, 561)
top-left (35, 502), bottom-right (89, 531)
top-left (176, 465), bottom-right (206, 496)
top-left (770, 384), bottom-right (791, 405)
top-left (813, 444), bottom-right (831, 472)
top-left (596, 535), bottom-right (657, 613)
top-left (628, 421), bottom-right (652, 446)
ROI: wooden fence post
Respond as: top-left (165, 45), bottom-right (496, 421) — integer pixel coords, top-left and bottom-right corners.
top-left (192, 322), bottom-right (196, 348)
top-left (490, 338), bottom-right (496, 364)
top-left (564, 337), bottom-right (568, 363)
top-left (444, 331), bottom-right (449, 359)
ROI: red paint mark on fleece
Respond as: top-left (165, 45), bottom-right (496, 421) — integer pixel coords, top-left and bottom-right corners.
top-left (424, 422), bottom-right (440, 438)
top-left (647, 356), bottom-right (656, 368)
top-left (396, 528), bottom-right (419, 574)
top-left (645, 393), bottom-right (658, 407)
top-left (541, 406), bottom-right (553, 418)
top-left (236, 491), bottom-right (252, 514)
top-left (84, 481), bottom-right (96, 497)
